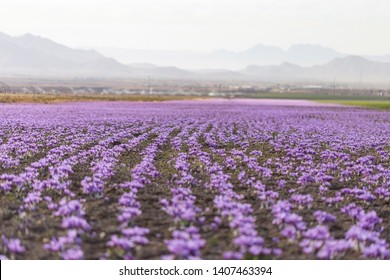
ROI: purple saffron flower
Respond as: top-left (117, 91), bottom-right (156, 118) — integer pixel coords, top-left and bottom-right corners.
top-left (314, 210), bottom-right (336, 224)
top-left (61, 247), bottom-right (84, 260)
top-left (61, 216), bottom-right (91, 231)
top-left (2, 236), bottom-right (25, 254)
top-left (223, 251), bottom-right (244, 260)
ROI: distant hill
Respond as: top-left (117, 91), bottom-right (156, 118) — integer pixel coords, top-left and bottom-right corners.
top-left (366, 54), bottom-right (390, 64)
top-left (0, 32), bottom-right (131, 76)
top-left (241, 56), bottom-right (390, 83)
top-left (13, 33), bottom-right (104, 63)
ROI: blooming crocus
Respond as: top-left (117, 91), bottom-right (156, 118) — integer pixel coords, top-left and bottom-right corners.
top-left (61, 247), bottom-right (84, 260)
top-left (1, 236), bottom-right (25, 254)
top-left (61, 216), bottom-right (91, 231)
top-left (164, 227), bottom-right (205, 259)
top-left (314, 210), bottom-right (336, 224)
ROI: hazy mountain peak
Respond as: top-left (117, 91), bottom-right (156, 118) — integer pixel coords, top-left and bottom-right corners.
top-left (10, 32), bottom-right (105, 64)
top-left (17, 33), bottom-right (76, 50)
top-left (340, 55), bottom-right (369, 61)
top-left (280, 61), bottom-right (299, 67)
top-left (327, 55), bottom-right (371, 65)
top-left (18, 33), bottom-right (62, 46)
top-left (0, 31), bottom-right (11, 40)
top-left (21, 32), bottom-right (39, 38)
top-left (287, 44), bottom-right (344, 57)
top-left (244, 43), bottom-right (284, 53)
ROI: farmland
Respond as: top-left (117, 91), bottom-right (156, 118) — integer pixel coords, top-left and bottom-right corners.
top-left (318, 100), bottom-right (390, 111)
top-left (246, 92), bottom-right (390, 110)
top-left (0, 99), bottom-right (389, 260)
top-left (0, 93), bottom-right (199, 104)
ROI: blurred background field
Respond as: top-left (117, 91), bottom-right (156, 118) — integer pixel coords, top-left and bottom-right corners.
top-left (0, 93), bottom-right (199, 104)
top-left (318, 100), bottom-right (390, 110)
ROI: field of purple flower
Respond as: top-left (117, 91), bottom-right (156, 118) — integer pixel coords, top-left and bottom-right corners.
top-left (0, 100), bottom-right (389, 260)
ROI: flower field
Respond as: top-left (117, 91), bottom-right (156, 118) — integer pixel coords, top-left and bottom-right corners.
top-left (0, 100), bottom-right (389, 260)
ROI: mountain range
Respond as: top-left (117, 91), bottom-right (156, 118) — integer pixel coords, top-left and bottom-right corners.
top-left (97, 44), bottom-right (347, 70)
top-left (1, 31), bottom-right (390, 85)
top-left (241, 56), bottom-right (390, 84)
top-left (97, 44), bottom-right (390, 70)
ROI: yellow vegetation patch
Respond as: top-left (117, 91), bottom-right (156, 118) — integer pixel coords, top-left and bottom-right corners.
top-left (0, 93), bottom-right (202, 104)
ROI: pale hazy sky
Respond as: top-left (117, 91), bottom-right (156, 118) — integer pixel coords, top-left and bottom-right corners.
top-left (1, 0), bottom-right (390, 54)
